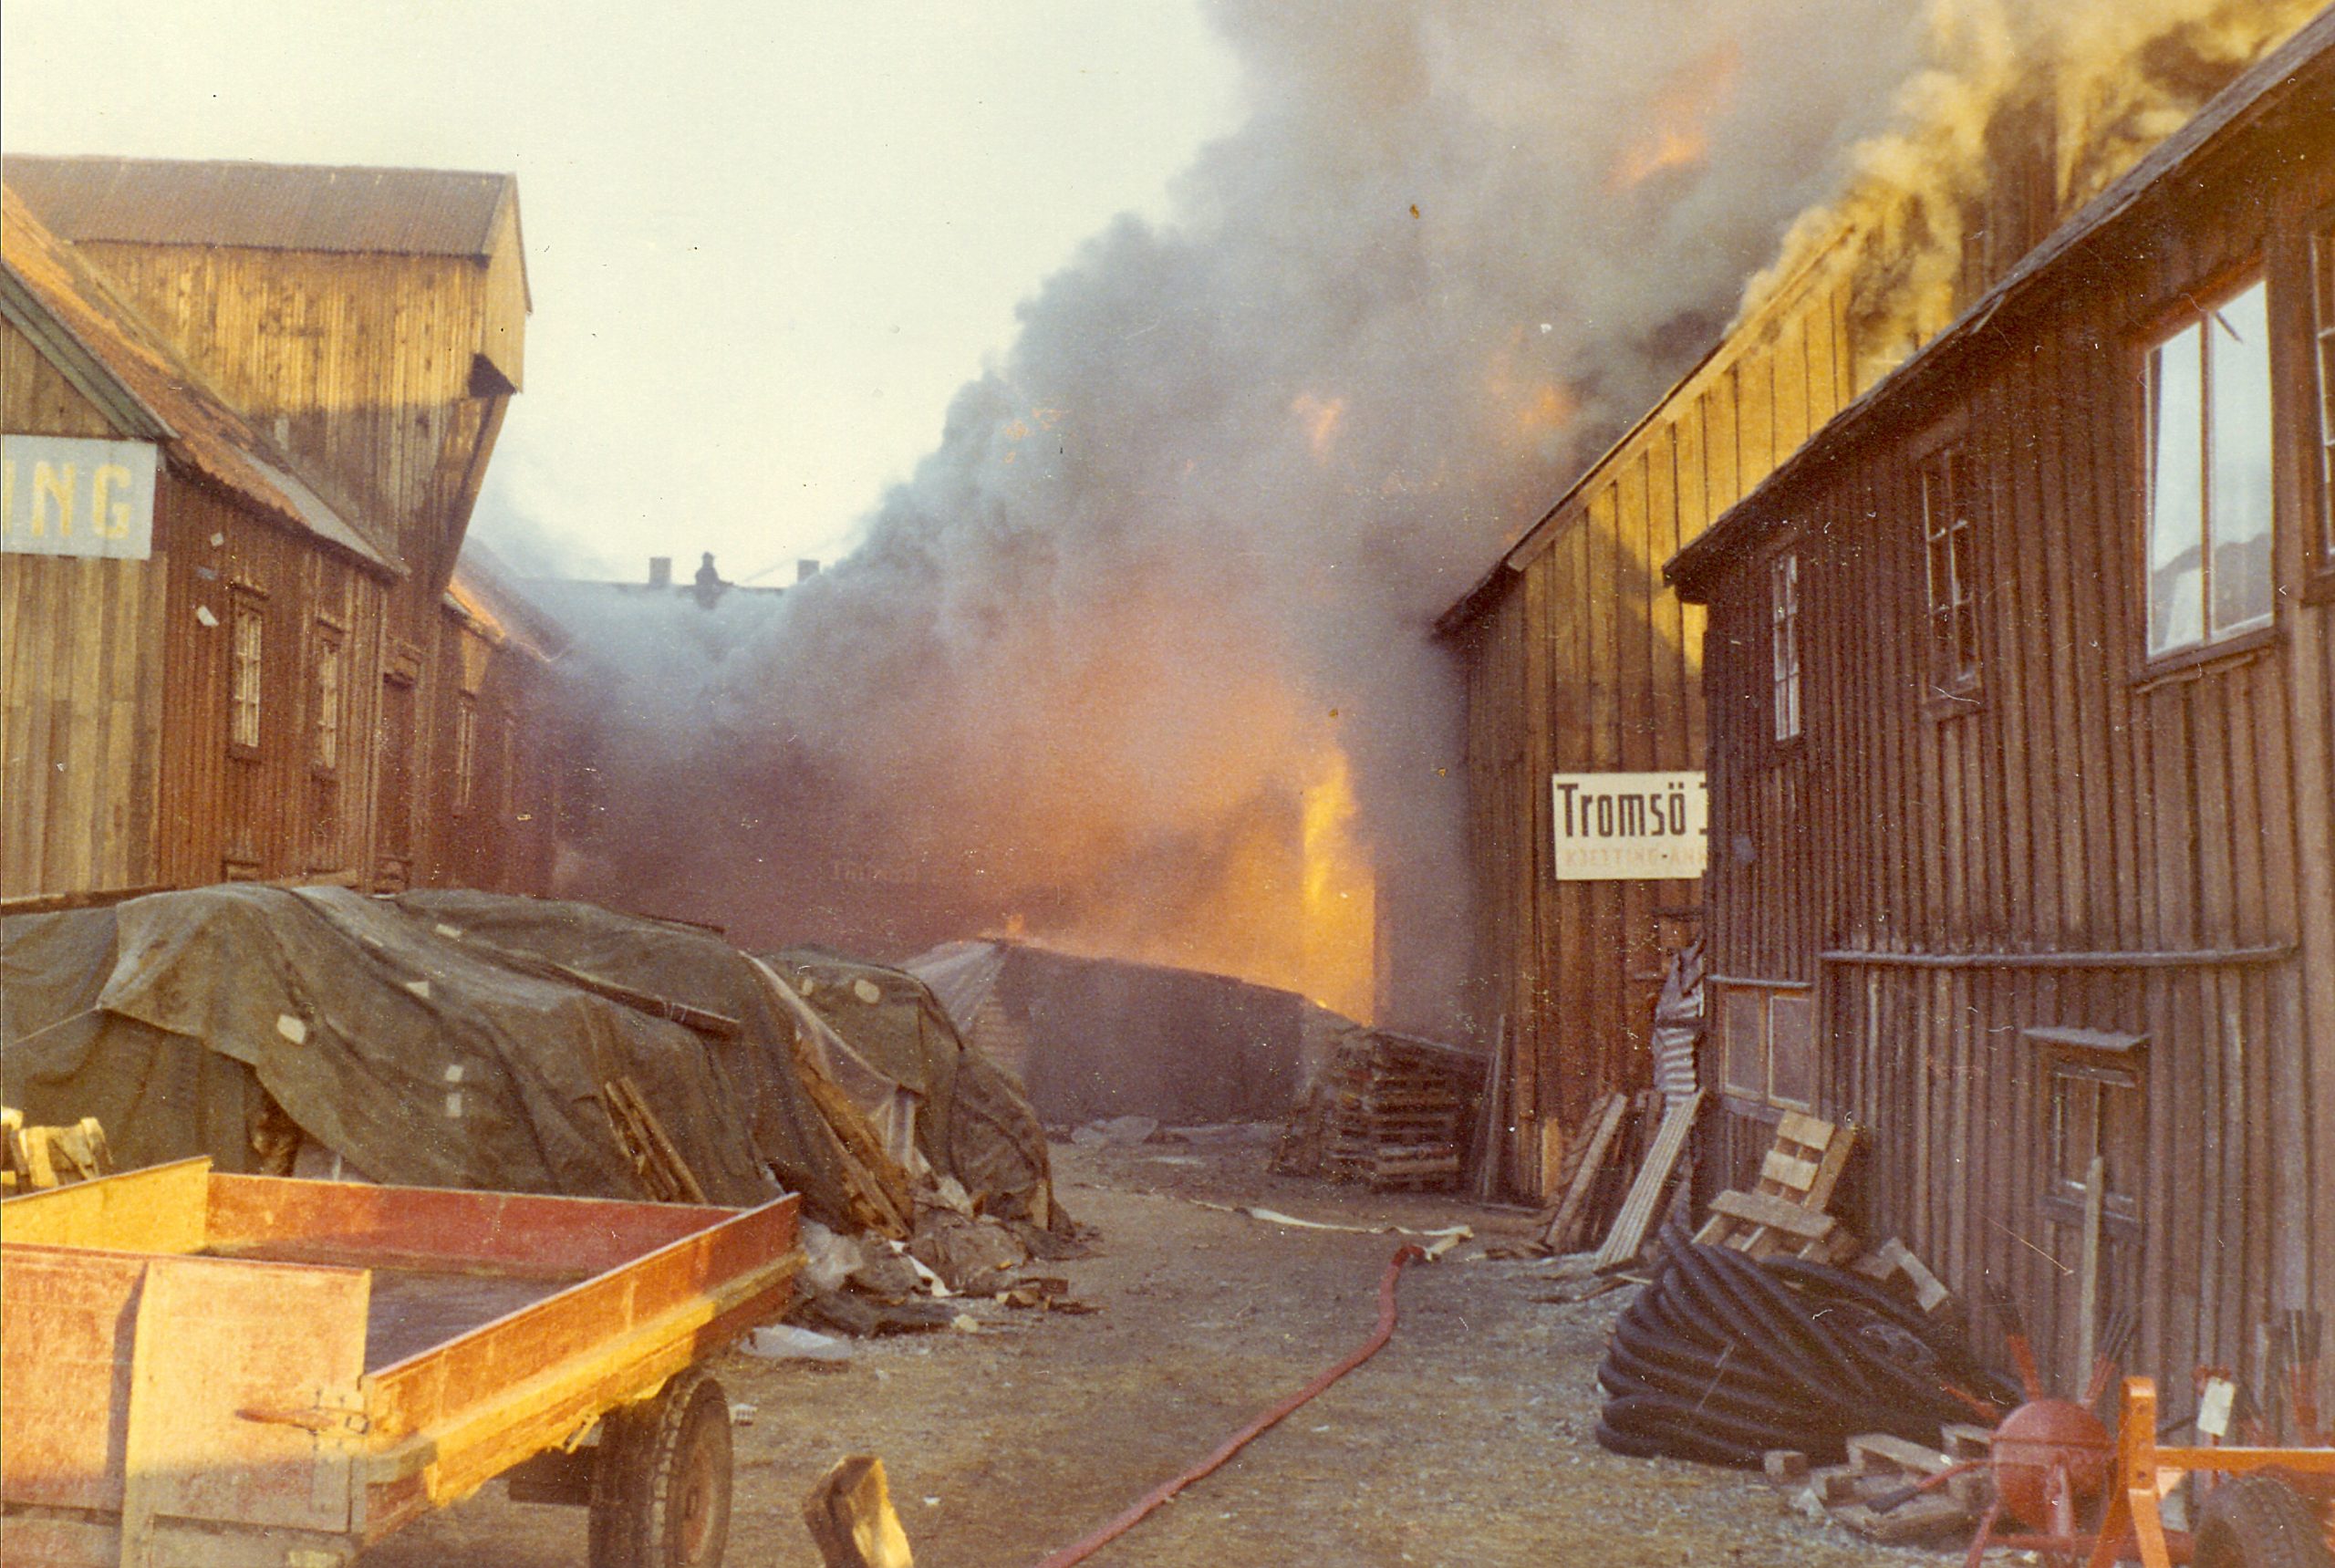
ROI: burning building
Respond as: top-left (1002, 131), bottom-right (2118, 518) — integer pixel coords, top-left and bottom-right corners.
top-left (1666, 12), bottom-right (2335, 1390)
top-left (1439, 0), bottom-right (2326, 1202)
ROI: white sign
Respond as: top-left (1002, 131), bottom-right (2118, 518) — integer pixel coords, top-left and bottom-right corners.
top-left (1, 435), bottom-right (159, 559)
top-left (1551, 771), bottom-right (1707, 881)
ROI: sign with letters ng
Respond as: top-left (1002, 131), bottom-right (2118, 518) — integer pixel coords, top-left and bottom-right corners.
top-left (1551, 770), bottom-right (1708, 881)
top-left (1, 435), bottom-right (159, 560)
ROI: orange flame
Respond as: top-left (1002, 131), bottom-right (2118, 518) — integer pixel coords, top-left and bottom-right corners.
top-left (1300, 748), bottom-right (1376, 1022)
top-left (1608, 40), bottom-right (1743, 192)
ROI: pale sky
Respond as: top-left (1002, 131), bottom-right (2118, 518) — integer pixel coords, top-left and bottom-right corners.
top-left (1, 1), bottom-right (1244, 583)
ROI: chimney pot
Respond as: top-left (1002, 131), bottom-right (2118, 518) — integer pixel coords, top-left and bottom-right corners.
top-left (797, 559), bottom-right (821, 582)
top-left (648, 556), bottom-right (672, 588)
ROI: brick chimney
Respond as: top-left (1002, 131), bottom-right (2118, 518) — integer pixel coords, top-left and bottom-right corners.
top-left (648, 556), bottom-right (672, 588)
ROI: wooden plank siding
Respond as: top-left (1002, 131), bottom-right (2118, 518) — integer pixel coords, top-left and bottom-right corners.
top-left (1669, 69), bottom-right (2335, 1391)
top-left (4, 168), bottom-right (560, 907)
top-left (1448, 242), bottom-right (1863, 1194)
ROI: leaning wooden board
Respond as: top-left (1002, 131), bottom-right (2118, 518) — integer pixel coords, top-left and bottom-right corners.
top-left (0, 1158), bottom-right (800, 1567)
top-left (1592, 1090), bottom-right (1705, 1272)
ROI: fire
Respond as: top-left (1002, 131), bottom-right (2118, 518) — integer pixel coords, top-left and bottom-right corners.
top-left (1608, 41), bottom-right (1743, 192)
top-left (1301, 748), bottom-right (1376, 1023)
top-left (1291, 393), bottom-right (1347, 462)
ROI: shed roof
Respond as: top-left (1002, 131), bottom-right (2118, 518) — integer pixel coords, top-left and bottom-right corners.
top-left (1, 155), bottom-right (517, 261)
top-left (1, 182), bottom-right (398, 575)
top-left (1665, 8), bottom-right (2335, 598)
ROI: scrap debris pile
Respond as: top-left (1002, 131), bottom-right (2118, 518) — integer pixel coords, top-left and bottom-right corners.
top-left (0, 885), bottom-right (1077, 1330)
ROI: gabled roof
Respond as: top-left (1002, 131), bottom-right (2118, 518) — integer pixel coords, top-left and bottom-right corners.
top-left (1666, 6), bottom-right (2335, 597)
top-left (3, 155), bottom-right (514, 260)
top-left (1, 182), bottom-right (398, 575)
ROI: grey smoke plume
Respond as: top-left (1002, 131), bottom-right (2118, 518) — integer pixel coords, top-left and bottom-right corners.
top-left (560, 1), bottom-right (1922, 1027)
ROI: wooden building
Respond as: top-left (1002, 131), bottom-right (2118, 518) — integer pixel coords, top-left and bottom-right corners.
top-left (1437, 25), bottom-right (2312, 1201)
top-left (1437, 226), bottom-right (1891, 1193)
top-left (1666, 18), bottom-right (2335, 1386)
top-left (2, 158), bottom-right (562, 905)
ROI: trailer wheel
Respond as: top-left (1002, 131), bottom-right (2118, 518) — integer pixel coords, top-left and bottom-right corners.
top-left (589, 1367), bottom-right (734, 1568)
top-left (2195, 1475), bottom-right (2335, 1568)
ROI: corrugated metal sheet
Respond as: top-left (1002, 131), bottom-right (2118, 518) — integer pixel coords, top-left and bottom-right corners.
top-left (2, 156), bottom-right (512, 259)
top-left (1, 183), bottom-right (399, 574)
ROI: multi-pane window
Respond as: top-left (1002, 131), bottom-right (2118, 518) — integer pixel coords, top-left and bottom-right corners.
top-left (310, 626), bottom-right (343, 774)
top-left (2146, 278), bottom-right (2274, 655)
top-left (1921, 447), bottom-right (1980, 694)
top-left (2313, 228), bottom-right (2335, 566)
top-left (454, 695), bottom-right (479, 814)
top-left (1770, 552), bottom-right (1801, 742)
top-left (229, 595), bottom-right (265, 752)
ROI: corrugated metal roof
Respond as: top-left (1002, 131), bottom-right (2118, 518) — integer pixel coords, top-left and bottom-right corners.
top-left (1, 155), bottom-right (513, 258)
top-left (1, 182), bottom-right (400, 575)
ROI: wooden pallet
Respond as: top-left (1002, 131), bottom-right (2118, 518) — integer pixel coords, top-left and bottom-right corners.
top-left (1693, 1110), bottom-right (1858, 1260)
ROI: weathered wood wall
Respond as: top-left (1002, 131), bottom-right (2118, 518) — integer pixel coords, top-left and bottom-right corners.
top-left (2, 318), bottom-right (165, 898)
top-left (1687, 100), bottom-right (2335, 1386)
top-left (1456, 248), bottom-right (1862, 1193)
top-left (5, 196), bottom-right (556, 905)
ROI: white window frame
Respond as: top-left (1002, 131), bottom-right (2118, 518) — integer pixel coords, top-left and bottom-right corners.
top-left (2143, 275), bottom-right (2275, 656)
top-left (1770, 552), bottom-right (1801, 742)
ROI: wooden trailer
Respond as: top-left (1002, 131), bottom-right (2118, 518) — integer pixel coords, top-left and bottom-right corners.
top-left (0, 1159), bottom-right (800, 1567)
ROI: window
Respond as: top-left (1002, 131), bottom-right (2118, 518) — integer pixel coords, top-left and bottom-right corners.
top-left (454, 695), bottom-right (478, 814)
top-left (229, 594), bottom-right (265, 753)
top-left (2312, 227), bottom-right (2335, 567)
top-left (310, 625), bottom-right (343, 774)
top-left (1921, 446), bottom-right (1981, 695)
top-left (1770, 552), bottom-right (1801, 742)
top-left (2026, 1026), bottom-right (2145, 1231)
top-left (2146, 278), bottom-right (2274, 655)
top-left (1718, 979), bottom-right (1815, 1110)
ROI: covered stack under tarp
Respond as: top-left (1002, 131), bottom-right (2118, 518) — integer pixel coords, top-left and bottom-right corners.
top-left (763, 948), bottom-right (1058, 1232)
top-left (0, 888), bottom-right (1061, 1243)
top-left (905, 939), bottom-right (1328, 1126)
top-left (0, 886), bottom-right (772, 1206)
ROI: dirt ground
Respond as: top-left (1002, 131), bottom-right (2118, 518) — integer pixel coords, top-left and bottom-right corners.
top-left (368, 1137), bottom-right (1993, 1567)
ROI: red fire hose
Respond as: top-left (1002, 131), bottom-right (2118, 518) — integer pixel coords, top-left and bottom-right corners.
top-left (1031, 1243), bottom-right (1429, 1568)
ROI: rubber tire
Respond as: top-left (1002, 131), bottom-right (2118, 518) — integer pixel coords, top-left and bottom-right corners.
top-left (2195, 1476), bottom-right (2335, 1568)
top-left (588, 1368), bottom-right (734, 1568)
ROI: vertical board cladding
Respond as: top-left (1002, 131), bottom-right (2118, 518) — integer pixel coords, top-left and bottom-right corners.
top-left (1676, 90), bottom-right (2335, 1391)
top-left (1, 318), bottom-right (164, 898)
top-left (2, 182), bottom-right (565, 909)
top-left (146, 483), bottom-right (389, 890)
top-left (1451, 244), bottom-right (1862, 1192)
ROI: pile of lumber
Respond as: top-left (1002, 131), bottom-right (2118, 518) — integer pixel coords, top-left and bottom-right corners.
top-left (1316, 1033), bottom-right (1470, 1191)
top-left (1776, 1425), bottom-right (1993, 1545)
top-left (1531, 1089), bottom-right (1704, 1271)
top-left (2, 1108), bottom-right (112, 1193)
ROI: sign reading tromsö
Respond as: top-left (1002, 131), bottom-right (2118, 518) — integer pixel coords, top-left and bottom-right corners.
top-left (1, 435), bottom-right (159, 560)
top-left (1551, 771), bottom-right (1708, 881)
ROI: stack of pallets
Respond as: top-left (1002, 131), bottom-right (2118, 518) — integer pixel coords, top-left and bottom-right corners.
top-left (1320, 1033), bottom-right (1468, 1191)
